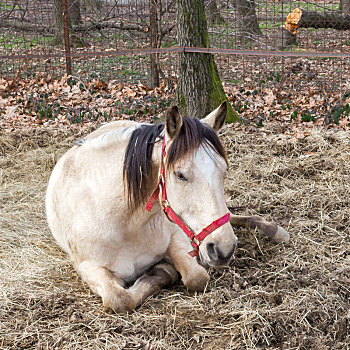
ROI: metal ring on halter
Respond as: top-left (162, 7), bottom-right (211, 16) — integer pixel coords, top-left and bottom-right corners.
top-left (162, 199), bottom-right (169, 207)
top-left (159, 174), bottom-right (165, 185)
top-left (193, 237), bottom-right (200, 246)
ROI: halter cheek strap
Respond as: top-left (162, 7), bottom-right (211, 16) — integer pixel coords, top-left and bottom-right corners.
top-left (146, 137), bottom-right (230, 257)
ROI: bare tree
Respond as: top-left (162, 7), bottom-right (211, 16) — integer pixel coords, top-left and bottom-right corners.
top-left (69, 0), bottom-right (82, 25)
top-left (233, 0), bottom-right (262, 42)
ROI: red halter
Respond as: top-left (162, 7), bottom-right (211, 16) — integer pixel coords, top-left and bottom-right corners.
top-left (146, 137), bottom-right (230, 257)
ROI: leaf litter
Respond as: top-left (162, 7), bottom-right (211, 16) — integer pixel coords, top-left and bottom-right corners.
top-left (1, 67), bottom-right (350, 138)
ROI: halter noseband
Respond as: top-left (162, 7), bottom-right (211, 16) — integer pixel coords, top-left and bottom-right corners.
top-left (146, 137), bottom-right (230, 257)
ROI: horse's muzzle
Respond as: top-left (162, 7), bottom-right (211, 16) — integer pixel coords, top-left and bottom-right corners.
top-left (200, 235), bottom-right (238, 267)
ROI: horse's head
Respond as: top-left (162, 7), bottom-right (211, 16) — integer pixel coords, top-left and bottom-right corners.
top-left (163, 102), bottom-right (238, 267)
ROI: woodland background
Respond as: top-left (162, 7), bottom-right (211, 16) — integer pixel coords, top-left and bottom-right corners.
top-left (1, 0), bottom-right (350, 132)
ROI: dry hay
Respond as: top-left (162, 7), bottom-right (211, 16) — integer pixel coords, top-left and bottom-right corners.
top-left (0, 124), bottom-right (349, 350)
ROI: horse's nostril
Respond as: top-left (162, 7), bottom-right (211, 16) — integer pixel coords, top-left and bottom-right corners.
top-left (206, 242), bottom-right (236, 265)
top-left (217, 247), bottom-right (230, 261)
top-left (206, 243), bottom-right (218, 262)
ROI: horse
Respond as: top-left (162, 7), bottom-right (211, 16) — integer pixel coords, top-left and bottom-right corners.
top-left (46, 101), bottom-right (289, 313)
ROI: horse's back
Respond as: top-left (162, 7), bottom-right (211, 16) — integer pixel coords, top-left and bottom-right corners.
top-left (85, 120), bottom-right (139, 140)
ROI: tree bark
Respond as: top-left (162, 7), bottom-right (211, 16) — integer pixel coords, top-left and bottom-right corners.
top-left (69, 0), bottom-right (82, 25)
top-left (175, 0), bottom-right (239, 122)
top-left (233, 0), bottom-right (262, 41)
top-left (0, 19), bottom-right (55, 34)
top-left (62, 0), bottom-right (72, 75)
top-left (150, 0), bottom-right (160, 87)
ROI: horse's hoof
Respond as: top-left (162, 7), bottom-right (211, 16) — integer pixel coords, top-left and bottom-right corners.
top-left (152, 263), bottom-right (179, 287)
top-left (272, 226), bottom-right (290, 243)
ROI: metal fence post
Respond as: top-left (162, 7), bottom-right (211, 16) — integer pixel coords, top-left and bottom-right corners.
top-left (62, 0), bottom-right (72, 76)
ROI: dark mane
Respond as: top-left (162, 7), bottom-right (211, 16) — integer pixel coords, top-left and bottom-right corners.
top-left (123, 123), bottom-right (164, 209)
top-left (123, 118), bottom-right (227, 210)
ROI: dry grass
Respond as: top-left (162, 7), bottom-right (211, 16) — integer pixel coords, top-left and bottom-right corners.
top-left (0, 124), bottom-right (349, 350)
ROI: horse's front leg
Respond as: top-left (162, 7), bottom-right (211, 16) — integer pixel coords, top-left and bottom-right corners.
top-left (230, 214), bottom-right (290, 243)
top-left (167, 230), bottom-right (210, 292)
top-left (76, 260), bottom-right (178, 313)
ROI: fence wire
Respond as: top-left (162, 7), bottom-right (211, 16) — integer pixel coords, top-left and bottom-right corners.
top-left (1, 0), bottom-right (350, 97)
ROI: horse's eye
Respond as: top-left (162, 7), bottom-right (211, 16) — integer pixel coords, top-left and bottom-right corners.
top-left (175, 171), bottom-right (187, 182)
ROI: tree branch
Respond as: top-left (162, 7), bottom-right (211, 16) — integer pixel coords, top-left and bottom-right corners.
top-left (0, 19), bottom-right (54, 34)
top-left (72, 20), bottom-right (148, 33)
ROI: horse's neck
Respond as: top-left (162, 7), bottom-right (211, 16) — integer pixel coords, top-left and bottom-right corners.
top-left (145, 139), bottom-right (163, 211)
top-left (151, 138), bottom-right (163, 168)
top-left (123, 139), bottom-right (163, 233)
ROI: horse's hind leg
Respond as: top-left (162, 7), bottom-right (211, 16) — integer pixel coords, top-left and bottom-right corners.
top-left (128, 262), bottom-right (179, 307)
top-left (76, 261), bottom-right (137, 313)
top-left (230, 214), bottom-right (290, 243)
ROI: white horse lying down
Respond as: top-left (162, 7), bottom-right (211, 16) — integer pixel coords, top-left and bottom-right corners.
top-left (46, 101), bottom-right (289, 313)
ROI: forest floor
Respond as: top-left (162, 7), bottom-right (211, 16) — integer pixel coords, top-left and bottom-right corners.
top-left (0, 120), bottom-right (349, 349)
top-left (1, 72), bottom-right (350, 135)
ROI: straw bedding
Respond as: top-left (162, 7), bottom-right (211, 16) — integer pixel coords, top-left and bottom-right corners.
top-left (0, 124), bottom-right (349, 349)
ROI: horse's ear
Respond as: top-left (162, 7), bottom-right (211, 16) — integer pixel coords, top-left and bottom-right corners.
top-left (166, 106), bottom-right (183, 139)
top-left (202, 101), bottom-right (227, 132)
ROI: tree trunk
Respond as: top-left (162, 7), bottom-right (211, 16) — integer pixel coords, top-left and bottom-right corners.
top-left (284, 7), bottom-right (350, 44)
top-left (175, 0), bottom-right (239, 122)
top-left (62, 0), bottom-right (73, 75)
top-left (206, 0), bottom-right (225, 25)
top-left (69, 0), bottom-right (82, 25)
top-left (54, 0), bottom-right (64, 44)
top-left (53, 0), bottom-right (81, 45)
top-left (150, 0), bottom-right (160, 87)
top-left (2, 19), bottom-right (147, 35)
top-left (340, 0), bottom-right (350, 14)
top-left (82, 0), bottom-right (103, 11)
top-left (233, 0), bottom-right (262, 41)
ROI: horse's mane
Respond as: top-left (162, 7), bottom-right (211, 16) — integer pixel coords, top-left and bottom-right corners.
top-left (123, 117), bottom-right (227, 210)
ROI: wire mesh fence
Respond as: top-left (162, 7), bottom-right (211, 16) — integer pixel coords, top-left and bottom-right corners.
top-left (1, 0), bottom-right (350, 127)
top-left (1, 1), bottom-right (349, 81)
